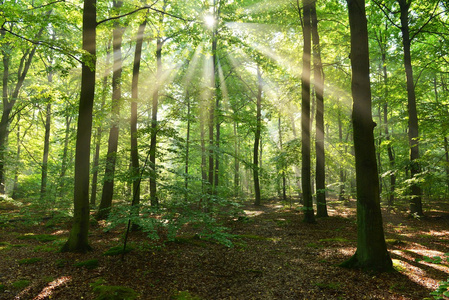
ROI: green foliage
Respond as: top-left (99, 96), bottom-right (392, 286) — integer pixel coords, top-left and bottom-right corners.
top-left (315, 282), bottom-right (341, 290)
top-left (318, 237), bottom-right (352, 243)
top-left (103, 246), bottom-right (133, 256)
top-left (74, 259), bottom-right (99, 269)
top-left (12, 279), bottom-right (30, 289)
top-left (431, 278), bottom-right (449, 299)
top-left (17, 233), bottom-right (59, 243)
top-left (18, 257), bottom-right (42, 265)
top-left (92, 285), bottom-right (138, 300)
top-left (0, 284), bottom-right (5, 292)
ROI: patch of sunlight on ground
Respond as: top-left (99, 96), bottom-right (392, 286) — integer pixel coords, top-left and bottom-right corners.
top-left (244, 210), bottom-right (264, 217)
top-left (337, 247), bottom-right (356, 257)
top-left (51, 230), bottom-right (68, 235)
top-left (33, 276), bottom-right (72, 300)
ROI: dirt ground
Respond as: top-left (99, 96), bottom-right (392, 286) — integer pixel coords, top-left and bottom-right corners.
top-left (1, 198), bottom-right (448, 299)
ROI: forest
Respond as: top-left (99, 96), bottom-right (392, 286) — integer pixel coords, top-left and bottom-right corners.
top-left (1, 0), bottom-right (449, 299)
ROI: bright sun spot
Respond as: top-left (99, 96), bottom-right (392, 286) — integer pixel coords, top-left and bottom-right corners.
top-left (204, 14), bottom-right (216, 29)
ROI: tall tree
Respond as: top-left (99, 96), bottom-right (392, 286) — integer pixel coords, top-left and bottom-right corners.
top-left (97, 0), bottom-right (125, 219)
top-left (341, 0), bottom-right (392, 272)
top-left (62, 0), bottom-right (96, 253)
top-left (301, 0), bottom-right (315, 223)
top-left (131, 20), bottom-right (147, 209)
top-left (253, 66), bottom-right (262, 206)
top-left (312, 1), bottom-right (327, 218)
top-left (397, 0), bottom-right (423, 216)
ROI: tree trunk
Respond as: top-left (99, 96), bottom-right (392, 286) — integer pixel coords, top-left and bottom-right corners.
top-left (90, 41), bottom-right (111, 207)
top-left (397, 0), bottom-right (423, 216)
top-left (59, 115), bottom-right (72, 198)
top-left (233, 121), bottom-right (240, 196)
top-left (40, 102), bottom-right (51, 201)
top-left (312, 2), bottom-right (327, 218)
top-left (62, 0), bottom-right (96, 253)
top-left (131, 21), bottom-right (146, 208)
top-left (185, 93), bottom-right (191, 199)
top-left (341, 0), bottom-right (392, 272)
top-left (149, 36), bottom-right (162, 207)
top-left (301, 0), bottom-right (315, 223)
top-left (97, 8), bottom-right (124, 220)
top-left (11, 123), bottom-right (20, 199)
top-left (279, 117), bottom-right (287, 201)
top-left (338, 108), bottom-right (346, 201)
top-left (253, 66), bottom-right (262, 206)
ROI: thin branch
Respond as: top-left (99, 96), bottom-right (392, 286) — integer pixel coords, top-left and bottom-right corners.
top-left (0, 27), bottom-right (81, 63)
top-left (25, 0), bottom-right (65, 11)
top-left (410, 1), bottom-right (444, 42)
top-left (372, 0), bottom-right (402, 30)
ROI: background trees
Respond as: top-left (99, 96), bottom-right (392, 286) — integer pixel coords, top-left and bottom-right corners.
top-left (0, 0), bottom-right (448, 266)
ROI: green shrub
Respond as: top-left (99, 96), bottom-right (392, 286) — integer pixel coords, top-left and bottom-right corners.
top-left (430, 278), bottom-right (449, 299)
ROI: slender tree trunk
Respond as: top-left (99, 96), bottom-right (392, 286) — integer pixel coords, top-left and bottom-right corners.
top-left (90, 42), bottom-right (111, 207)
top-left (131, 21), bottom-right (146, 208)
top-left (59, 115), bottom-right (72, 197)
top-left (338, 108), bottom-right (345, 201)
top-left (40, 102), bottom-right (51, 201)
top-left (301, 0), bottom-right (315, 223)
top-left (279, 117), bottom-right (287, 201)
top-left (253, 66), bottom-right (262, 206)
top-left (397, 0), bottom-right (423, 216)
top-left (312, 2), bottom-right (327, 217)
top-left (185, 93), bottom-right (191, 199)
top-left (149, 36), bottom-right (162, 207)
top-left (233, 121), bottom-right (240, 196)
top-left (11, 123), bottom-right (20, 199)
top-left (62, 0), bottom-right (96, 253)
top-left (341, 0), bottom-right (392, 272)
top-left (98, 8), bottom-right (124, 220)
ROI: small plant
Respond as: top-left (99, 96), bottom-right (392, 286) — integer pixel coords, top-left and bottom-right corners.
top-left (0, 283), bottom-right (5, 292)
top-left (92, 285), bottom-right (138, 300)
top-left (74, 259), bottom-right (99, 269)
top-left (12, 279), bottom-right (30, 289)
top-left (430, 278), bottom-right (449, 299)
top-left (103, 245), bottom-right (133, 256)
top-left (18, 233), bottom-right (58, 243)
top-left (416, 256), bottom-right (444, 264)
top-left (55, 259), bottom-right (67, 268)
top-left (18, 257), bottom-right (42, 265)
top-left (33, 245), bottom-right (57, 252)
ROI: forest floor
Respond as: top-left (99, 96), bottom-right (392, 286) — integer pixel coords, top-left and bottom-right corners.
top-left (0, 198), bottom-right (449, 299)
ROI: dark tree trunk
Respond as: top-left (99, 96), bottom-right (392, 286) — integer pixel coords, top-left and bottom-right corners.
top-left (233, 121), bottom-right (240, 196)
top-left (11, 123), bottom-right (20, 199)
top-left (40, 102), bottom-right (51, 201)
top-left (62, 0), bottom-right (96, 253)
top-left (59, 115), bottom-right (72, 198)
top-left (90, 41), bottom-right (111, 207)
top-left (131, 21), bottom-right (146, 208)
top-left (338, 108), bottom-right (345, 201)
top-left (185, 93), bottom-right (191, 199)
top-left (278, 117), bottom-right (286, 201)
top-left (341, 0), bottom-right (392, 272)
top-left (301, 0), bottom-right (315, 223)
top-left (312, 2), bottom-right (327, 217)
top-left (97, 8), bottom-right (124, 220)
top-left (149, 36), bottom-right (162, 207)
top-left (397, 0), bottom-right (423, 216)
top-left (253, 66), bottom-right (262, 206)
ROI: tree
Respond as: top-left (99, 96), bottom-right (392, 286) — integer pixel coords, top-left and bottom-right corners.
top-left (312, 1), bottom-right (327, 218)
top-left (341, 0), bottom-right (392, 272)
top-left (301, 0), bottom-right (315, 223)
top-left (97, 0), bottom-right (125, 220)
top-left (62, 0), bottom-right (96, 253)
top-left (253, 66), bottom-right (262, 206)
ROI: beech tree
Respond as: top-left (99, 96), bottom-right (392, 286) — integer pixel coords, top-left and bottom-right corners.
top-left (341, 0), bottom-right (392, 272)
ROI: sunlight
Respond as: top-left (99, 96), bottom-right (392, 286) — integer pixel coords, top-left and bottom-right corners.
top-left (33, 276), bottom-right (72, 300)
top-left (204, 14), bottom-right (216, 29)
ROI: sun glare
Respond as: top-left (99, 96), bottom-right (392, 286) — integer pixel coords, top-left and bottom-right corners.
top-left (204, 14), bottom-right (216, 29)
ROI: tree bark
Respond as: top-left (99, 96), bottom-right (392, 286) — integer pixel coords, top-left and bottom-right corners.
top-left (301, 0), bottom-right (315, 223)
top-left (62, 0), bottom-right (96, 253)
top-left (312, 2), bottom-right (327, 217)
top-left (40, 102), bottom-right (51, 201)
top-left (253, 66), bottom-right (262, 206)
top-left (131, 21), bottom-right (146, 208)
top-left (397, 0), bottom-right (423, 216)
top-left (279, 117), bottom-right (287, 202)
top-left (97, 4), bottom-right (124, 220)
top-left (341, 0), bottom-right (392, 272)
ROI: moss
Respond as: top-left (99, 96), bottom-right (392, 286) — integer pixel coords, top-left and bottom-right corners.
top-left (55, 259), bottom-right (67, 268)
top-left (172, 290), bottom-right (202, 300)
top-left (0, 284), bottom-right (5, 292)
top-left (315, 282), bottom-right (341, 290)
top-left (33, 245), bottom-right (57, 252)
top-left (18, 257), bottom-right (42, 265)
top-left (103, 245), bottom-right (133, 256)
top-left (319, 237), bottom-right (351, 243)
top-left (18, 233), bottom-right (58, 243)
top-left (74, 259), bottom-right (99, 269)
top-left (12, 279), bottom-right (30, 289)
top-left (92, 285), bottom-right (137, 300)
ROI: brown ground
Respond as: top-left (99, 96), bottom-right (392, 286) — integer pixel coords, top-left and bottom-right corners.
top-left (1, 199), bottom-right (449, 299)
